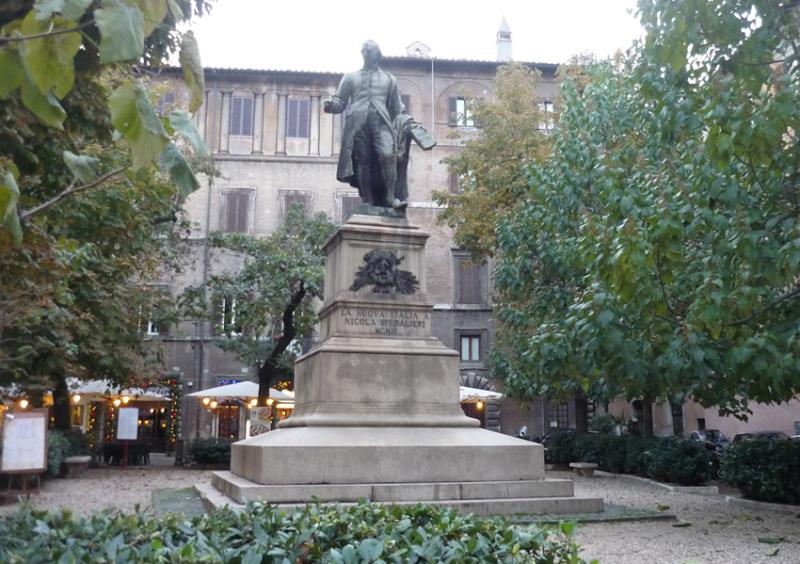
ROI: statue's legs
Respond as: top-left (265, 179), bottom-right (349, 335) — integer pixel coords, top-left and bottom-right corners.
top-left (353, 128), bottom-right (374, 205)
top-left (353, 109), bottom-right (397, 207)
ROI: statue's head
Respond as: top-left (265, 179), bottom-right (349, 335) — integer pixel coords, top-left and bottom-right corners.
top-left (361, 40), bottom-right (382, 65)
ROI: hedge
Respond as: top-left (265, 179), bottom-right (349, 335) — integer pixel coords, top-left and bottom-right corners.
top-left (720, 439), bottom-right (800, 505)
top-left (0, 501), bottom-right (588, 563)
top-left (188, 438), bottom-right (232, 465)
top-left (546, 433), bottom-right (710, 486)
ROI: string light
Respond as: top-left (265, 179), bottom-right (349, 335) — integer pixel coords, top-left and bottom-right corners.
top-left (202, 397), bottom-right (210, 406)
top-left (113, 398), bottom-right (121, 407)
top-left (18, 399), bottom-right (29, 409)
top-left (209, 400), bottom-right (218, 409)
top-left (476, 401), bottom-right (484, 410)
top-left (72, 394), bottom-right (81, 404)
top-left (121, 395), bottom-right (130, 404)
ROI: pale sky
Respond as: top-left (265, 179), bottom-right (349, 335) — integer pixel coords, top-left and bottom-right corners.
top-left (189, 0), bottom-right (643, 72)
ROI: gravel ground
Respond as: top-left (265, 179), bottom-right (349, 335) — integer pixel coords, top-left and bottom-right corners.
top-left (0, 466), bottom-right (212, 517)
top-left (1, 467), bottom-right (798, 563)
top-left (554, 470), bottom-right (800, 564)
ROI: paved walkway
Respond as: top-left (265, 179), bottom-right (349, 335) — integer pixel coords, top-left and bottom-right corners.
top-left (1, 467), bottom-right (797, 563)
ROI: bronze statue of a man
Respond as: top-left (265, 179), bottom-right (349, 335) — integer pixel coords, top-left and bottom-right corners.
top-left (324, 40), bottom-right (434, 210)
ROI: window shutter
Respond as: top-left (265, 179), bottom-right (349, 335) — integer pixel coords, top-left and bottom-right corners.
top-left (341, 195), bottom-right (361, 221)
top-left (230, 97), bottom-right (242, 135)
top-left (225, 192), bottom-right (249, 233)
top-left (448, 97), bottom-right (457, 125)
top-left (298, 100), bottom-right (309, 137)
top-left (457, 260), bottom-right (483, 304)
top-left (241, 98), bottom-right (253, 136)
top-left (282, 193), bottom-right (310, 222)
top-left (287, 100), bottom-right (297, 136)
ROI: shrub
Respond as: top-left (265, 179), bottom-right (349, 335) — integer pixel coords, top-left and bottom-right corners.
top-left (588, 414), bottom-right (621, 435)
top-left (721, 439), bottom-right (800, 504)
top-left (644, 438), bottom-right (710, 486)
top-left (544, 432), bottom-right (710, 485)
top-left (46, 431), bottom-right (70, 478)
top-left (0, 501), bottom-right (588, 563)
top-left (188, 438), bottom-right (231, 465)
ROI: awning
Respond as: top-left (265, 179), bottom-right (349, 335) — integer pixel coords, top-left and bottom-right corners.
top-left (69, 379), bottom-right (170, 402)
top-left (187, 381), bottom-right (295, 401)
top-left (459, 386), bottom-right (503, 403)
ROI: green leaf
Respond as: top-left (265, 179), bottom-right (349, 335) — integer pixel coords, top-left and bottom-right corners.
top-left (757, 537), bottom-right (785, 545)
top-left (34, 0), bottom-right (93, 21)
top-left (656, 504), bottom-right (670, 511)
top-left (18, 12), bottom-right (81, 99)
top-left (63, 151), bottom-right (100, 182)
top-left (159, 143), bottom-right (199, 197)
top-left (672, 521), bottom-right (692, 528)
top-left (179, 31), bottom-right (204, 114)
top-left (168, 110), bottom-right (210, 157)
top-left (109, 79), bottom-right (169, 169)
top-left (0, 47), bottom-right (24, 98)
top-left (559, 521), bottom-right (577, 537)
top-left (21, 74), bottom-right (66, 128)
top-left (357, 539), bottom-right (383, 562)
top-left (0, 170), bottom-right (22, 245)
top-left (133, 0), bottom-right (167, 37)
top-left (167, 0), bottom-right (184, 20)
top-left (95, 0), bottom-right (145, 64)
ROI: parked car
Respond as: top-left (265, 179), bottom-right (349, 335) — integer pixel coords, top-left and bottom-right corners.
top-left (732, 431), bottom-right (790, 444)
top-left (689, 429), bottom-right (730, 449)
top-left (790, 435), bottom-right (800, 442)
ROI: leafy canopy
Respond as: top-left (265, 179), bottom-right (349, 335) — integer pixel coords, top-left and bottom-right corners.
top-left (492, 0), bottom-right (800, 418)
top-left (433, 62), bottom-right (551, 260)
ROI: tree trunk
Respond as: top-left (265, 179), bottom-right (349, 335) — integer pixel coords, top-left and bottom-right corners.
top-left (574, 396), bottom-right (589, 433)
top-left (642, 393), bottom-right (654, 437)
top-left (52, 372), bottom-right (71, 430)
top-left (257, 283), bottom-right (306, 406)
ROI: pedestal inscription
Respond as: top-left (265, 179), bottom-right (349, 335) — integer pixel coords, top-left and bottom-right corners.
top-left (340, 307), bottom-right (429, 337)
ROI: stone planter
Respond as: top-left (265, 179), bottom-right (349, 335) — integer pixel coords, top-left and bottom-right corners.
top-left (64, 455), bottom-right (92, 479)
top-left (569, 462), bottom-right (598, 477)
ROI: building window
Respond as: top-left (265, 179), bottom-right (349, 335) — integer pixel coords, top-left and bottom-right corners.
top-left (218, 296), bottom-right (242, 336)
top-left (538, 100), bottom-right (555, 131)
top-left (449, 96), bottom-right (474, 126)
top-left (286, 99), bottom-right (310, 138)
top-left (340, 194), bottom-right (361, 222)
top-left (401, 94), bottom-right (411, 115)
top-left (230, 96), bottom-right (253, 136)
top-left (549, 402), bottom-right (569, 428)
top-left (223, 190), bottom-right (250, 233)
top-left (448, 167), bottom-right (475, 194)
top-left (157, 91), bottom-right (175, 116)
top-left (455, 256), bottom-right (486, 304)
top-left (281, 191), bottom-right (311, 222)
top-left (460, 335), bottom-right (481, 362)
top-left (146, 318), bottom-right (161, 336)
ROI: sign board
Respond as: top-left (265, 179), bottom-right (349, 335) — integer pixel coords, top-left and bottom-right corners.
top-left (1, 409), bottom-right (48, 473)
top-left (249, 407), bottom-right (272, 437)
top-left (116, 407), bottom-right (139, 441)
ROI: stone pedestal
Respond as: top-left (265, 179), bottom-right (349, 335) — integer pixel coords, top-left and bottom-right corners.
top-left (210, 214), bottom-right (603, 516)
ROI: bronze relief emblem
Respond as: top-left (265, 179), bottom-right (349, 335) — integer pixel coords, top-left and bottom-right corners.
top-left (350, 249), bottom-right (419, 295)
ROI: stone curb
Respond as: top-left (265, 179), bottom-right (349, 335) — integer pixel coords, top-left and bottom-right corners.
top-left (724, 495), bottom-right (800, 515)
top-left (593, 471), bottom-right (719, 495)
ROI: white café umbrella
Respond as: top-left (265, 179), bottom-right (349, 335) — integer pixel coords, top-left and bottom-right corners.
top-left (187, 381), bottom-right (294, 401)
top-left (459, 386), bottom-right (503, 403)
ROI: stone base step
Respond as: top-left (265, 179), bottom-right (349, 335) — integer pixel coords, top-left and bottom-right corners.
top-left (196, 482), bottom-right (604, 517)
top-left (212, 471), bottom-right (576, 503)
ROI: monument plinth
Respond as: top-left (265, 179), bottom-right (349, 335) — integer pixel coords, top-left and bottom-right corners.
top-left (209, 214), bottom-right (604, 516)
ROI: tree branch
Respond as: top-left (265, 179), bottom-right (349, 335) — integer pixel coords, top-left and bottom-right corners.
top-left (0, 20), bottom-right (94, 47)
top-left (17, 165), bottom-right (129, 223)
top-left (726, 286), bottom-right (800, 326)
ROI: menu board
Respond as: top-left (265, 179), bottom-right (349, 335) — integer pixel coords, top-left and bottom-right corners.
top-left (116, 407), bottom-right (139, 441)
top-left (1, 410), bottom-right (48, 473)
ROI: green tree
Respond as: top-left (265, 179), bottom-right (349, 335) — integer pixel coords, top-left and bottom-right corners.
top-left (493, 0), bottom-right (800, 434)
top-left (433, 62), bottom-right (551, 260)
top-left (0, 0), bottom-right (211, 428)
top-left (181, 205), bottom-right (337, 404)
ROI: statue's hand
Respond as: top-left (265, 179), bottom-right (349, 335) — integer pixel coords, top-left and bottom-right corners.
top-left (322, 98), bottom-right (334, 113)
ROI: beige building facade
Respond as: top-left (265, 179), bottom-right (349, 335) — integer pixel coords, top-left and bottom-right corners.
top-left (152, 36), bottom-right (562, 443)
